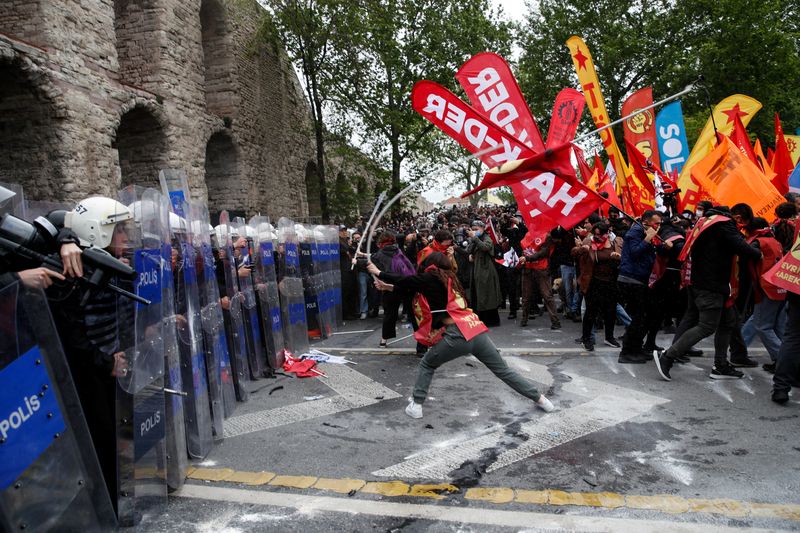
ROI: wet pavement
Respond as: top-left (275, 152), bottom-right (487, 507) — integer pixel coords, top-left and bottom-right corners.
top-left (141, 314), bottom-right (800, 532)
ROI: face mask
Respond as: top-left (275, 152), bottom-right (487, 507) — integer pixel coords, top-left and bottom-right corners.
top-left (474, 230), bottom-right (482, 237)
top-left (695, 209), bottom-right (704, 217)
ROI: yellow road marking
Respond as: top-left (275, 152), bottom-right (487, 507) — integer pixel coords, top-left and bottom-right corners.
top-left (184, 467), bottom-right (800, 522)
top-left (313, 477), bottom-right (366, 494)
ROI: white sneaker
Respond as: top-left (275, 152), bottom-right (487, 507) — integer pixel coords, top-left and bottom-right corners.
top-left (359, 312), bottom-right (367, 320)
top-left (405, 399), bottom-right (423, 419)
top-left (535, 395), bottom-right (555, 412)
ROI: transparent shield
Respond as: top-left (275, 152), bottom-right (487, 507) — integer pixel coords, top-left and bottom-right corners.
top-left (217, 211), bottom-right (251, 402)
top-left (0, 284), bottom-right (117, 532)
top-left (190, 200), bottom-right (228, 435)
top-left (232, 217), bottom-right (267, 378)
top-left (156, 194), bottom-right (188, 490)
top-left (115, 186), bottom-right (168, 526)
top-left (277, 218), bottom-right (309, 356)
top-left (249, 216), bottom-right (285, 370)
top-left (172, 200), bottom-right (213, 460)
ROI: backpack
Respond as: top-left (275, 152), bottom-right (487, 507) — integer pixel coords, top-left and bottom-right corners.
top-left (390, 250), bottom-right (416, 276)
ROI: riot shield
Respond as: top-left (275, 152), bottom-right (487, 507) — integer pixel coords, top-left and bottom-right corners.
top-left (314, 225), bottom-right (337, 336)
top-left (217, 212), bottom-right (251, 402)
top-left (190, 201), bottom-right (231, 432)
top-left (324, 226), bottom-right (344, 328)
top-left (249, 216), bottom-right (285, 370)
top-left (170, 201), bottom-right (213, 460)
top-left (116, 186), bottom-right (168, 526)
top-left (233, 217), bottom-right (268, 378)
top-left (0, 283), bottom-right (118, 531)
top-left (130, 191), bottom-right (189, 493)
top-left (277, 218), bottom-right (309, 356)
top-left (197, 212), bottom-right (237, 418)
top-left (294, 224), bottom-right (325, 339)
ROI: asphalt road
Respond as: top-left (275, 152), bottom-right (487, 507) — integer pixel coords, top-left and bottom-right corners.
top-left (140, 314), bottom-right (799, 532)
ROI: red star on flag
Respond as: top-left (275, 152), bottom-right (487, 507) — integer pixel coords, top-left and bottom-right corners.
top-left (722, 103), bottom-right (748, 124)
top-left (573, 48), bottom-right (589, 70)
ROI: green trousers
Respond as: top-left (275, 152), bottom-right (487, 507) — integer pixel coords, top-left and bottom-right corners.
top-left (412, 324), bottom-right (542, 404)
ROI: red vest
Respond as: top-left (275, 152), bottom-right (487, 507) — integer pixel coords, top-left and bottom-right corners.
top-left (413, 278), bottom-right (488, 347)
top-left (648, 234), bottom-right (683, 288)
top-left (679, 215), bottom-right (739, 306)
top-left (747, 231), bottom-right (786, 302)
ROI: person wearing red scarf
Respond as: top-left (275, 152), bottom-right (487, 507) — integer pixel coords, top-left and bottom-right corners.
top-left (367, 252), bottom-right (554, 419)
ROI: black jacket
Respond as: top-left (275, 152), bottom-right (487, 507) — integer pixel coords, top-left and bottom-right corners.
top-left (690, 213), bottom-right (761, 295)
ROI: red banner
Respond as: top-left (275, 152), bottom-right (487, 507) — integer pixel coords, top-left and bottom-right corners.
top-left (763, 232), bottom-right (800, 296)
top-left (621, 87), bottom-right (660, 169)
top-left (624, 139), bottom-right (658, 216)
top-left (412, 80), bottom-right (603, 251)
top-left (411, 80), bottom-right (531, 169)
top-left (547, 88), bottom-right (585, 148)
top-left (455, 52), bottom-right (546, 153)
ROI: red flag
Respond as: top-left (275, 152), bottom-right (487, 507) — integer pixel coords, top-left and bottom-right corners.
top-left (624, 139), bottom-right (657, 216)
top-left (598, 174), bottom-right (622, 211)
top-left (485, 217), bottom-right (499, 245)
top-left (412, 80), bottom-right (530, 169)
top-left (593, 154), bottom-right (605, 178)
top-left (621, 87), bottom-right (660, 170)
top-left (773, 113), bottom-right (794, 195)
top-left (455, 52), bottom-right (546, 152)
top-left (768, 147), bottom-right (775, 165)
top-left (729, 113), bottom-right (757, 163)
top-left (572, 145), bottom-right (594, 184)
top-left (464, 143), bottom-right (576, 196)
top-left (546, 88), bottom-right (585, 148)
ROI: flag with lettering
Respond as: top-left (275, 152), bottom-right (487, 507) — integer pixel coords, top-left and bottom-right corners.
top-left (455, 52), bottom-right (545, 152)
top-left (565, 36), bottom-right (632, 189)
top-left (655, 100), bottom-right (690, 174)
top-left (762, 231), bottom-right (800, 296)
top-left (691, 136), bottom-right (784, 220)
top-left (621, 87), bottom-right (660, 169)
top-left (678, 94), bottom-right (762, 211)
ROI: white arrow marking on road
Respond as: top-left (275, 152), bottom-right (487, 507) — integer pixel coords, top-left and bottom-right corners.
top-left (372, 361), bottom-right (669, 479)
top-left (223, 363), bottom-right (401, 438)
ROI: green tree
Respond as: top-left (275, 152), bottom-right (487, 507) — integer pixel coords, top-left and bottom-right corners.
top-left (262, 0), bottom-right (358, 223)
top-left (517, 0), bottom-right (800, 150)
top-left (332, 0), bottom-right (513, 199)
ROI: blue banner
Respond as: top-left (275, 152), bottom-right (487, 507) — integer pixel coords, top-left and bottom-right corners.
top-left (789, 163), bottom-right (800, 193)
top-left (655, 101), bottom-right (690, 174)
top-left (0, 346), bottom-right (66, 490)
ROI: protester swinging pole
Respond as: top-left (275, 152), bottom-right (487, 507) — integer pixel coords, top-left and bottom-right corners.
top-left (364, 144), bottom-right (500, 260)
top-left (352, 190), bottom-right (387, 270)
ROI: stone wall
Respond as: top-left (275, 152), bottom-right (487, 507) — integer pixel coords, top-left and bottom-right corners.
top-left (0, 0), bottom-right (328, 222)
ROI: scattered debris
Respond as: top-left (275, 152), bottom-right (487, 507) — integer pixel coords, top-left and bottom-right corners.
top-left (425, 424), bottom-right (434, 429)
top-left (268, 386), bottom-right (284, 395)
top-left (303, 395), bottom-right (326, 401)
top-left (322, 422), bottom-right (347, 429)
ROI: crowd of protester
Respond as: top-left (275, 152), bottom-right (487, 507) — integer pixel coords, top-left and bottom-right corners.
top-left (338, 192), bottom-right (800, 404)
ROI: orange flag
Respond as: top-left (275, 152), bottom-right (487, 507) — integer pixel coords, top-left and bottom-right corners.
top-left (773, 113), bottom-right (795, 195)
top-left (754, 139), bottom-right (778, 183)
top-left (691, 137), bottom-right (784, 219)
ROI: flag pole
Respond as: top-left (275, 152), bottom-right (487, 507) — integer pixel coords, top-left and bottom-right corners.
top-left (573, 79), bottom-right (701, 145)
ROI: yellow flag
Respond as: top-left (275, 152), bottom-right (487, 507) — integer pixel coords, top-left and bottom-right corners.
top-left (692, 136), bottom-right (783, 219)
top-left (786, 135), bottom-right (800, 165)
top-left (565, 36), bottom-right (631, 187)
top-left (677, 95), bottom-right (762, 210)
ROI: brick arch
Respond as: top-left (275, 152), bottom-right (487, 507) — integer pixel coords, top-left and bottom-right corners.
top-left (200, 0), bottom-right (236, 118)
top-left (113, 103), bottom-right (169, 188)
top-left (0, 55), bottom-right (68, 200)
top-left (204, 130), bottom-right (240, 215)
